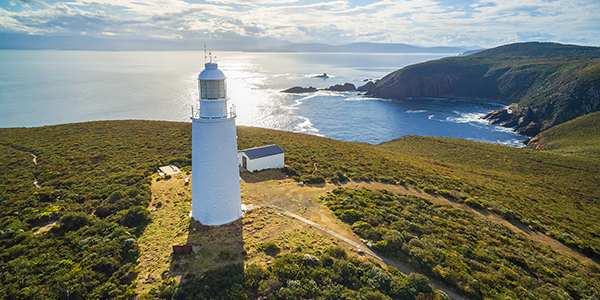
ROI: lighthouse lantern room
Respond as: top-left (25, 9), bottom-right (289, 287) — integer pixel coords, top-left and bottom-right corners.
top-left (190, 61), bottom-right (242, 225)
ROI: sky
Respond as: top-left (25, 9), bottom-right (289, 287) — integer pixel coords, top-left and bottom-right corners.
top-left (1, 0), bottom-right (599, 48)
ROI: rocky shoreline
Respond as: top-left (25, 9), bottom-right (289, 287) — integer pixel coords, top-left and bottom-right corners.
top-left (481, 104), bottom-right (542, 137)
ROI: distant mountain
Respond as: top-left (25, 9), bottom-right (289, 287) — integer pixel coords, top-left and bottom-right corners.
top-left (0, 33), bottom-right (289, 51)
top-left (361, 42), bottom-right (600, 137)
top-left (253, 42), bottom-right (467, 53)
top-left (0, 33), bottom-right (468, 53)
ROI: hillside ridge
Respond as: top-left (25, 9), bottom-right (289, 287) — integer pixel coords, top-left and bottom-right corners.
top-left (361, 42), bottom-right (600, 138)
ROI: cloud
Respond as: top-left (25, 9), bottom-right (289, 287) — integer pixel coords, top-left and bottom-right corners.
top-left (0, 0), bottom-right (599, 47)
top-left (207, 0), bottom-right (298, 4)
top-left (10, 0), bottom-right (49, 8)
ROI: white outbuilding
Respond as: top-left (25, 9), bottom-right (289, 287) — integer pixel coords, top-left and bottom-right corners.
top-left (239, 144), bottom-right (285, 172)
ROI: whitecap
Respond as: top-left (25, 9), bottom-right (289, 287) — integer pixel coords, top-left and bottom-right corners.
top-left (444, 112), bottom-right (488, 124)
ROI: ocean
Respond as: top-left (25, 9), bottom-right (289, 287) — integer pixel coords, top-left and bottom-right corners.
top-left (0, 50), bottom-right (527, 146)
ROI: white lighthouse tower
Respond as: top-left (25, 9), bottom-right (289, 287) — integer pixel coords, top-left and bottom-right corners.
top-left (190, 60), bottom-right (242, 225)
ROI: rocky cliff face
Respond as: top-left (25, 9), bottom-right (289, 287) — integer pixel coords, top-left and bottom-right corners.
top-left (364, 63), bottom-right (497, 102)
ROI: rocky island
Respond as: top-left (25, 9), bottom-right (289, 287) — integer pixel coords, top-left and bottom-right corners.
top-left (282, 83), bottom-right (356, 94)
top-left (282, 86), bottom-right (318, 93)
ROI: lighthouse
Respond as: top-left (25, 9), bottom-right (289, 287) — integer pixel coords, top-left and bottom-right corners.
top-left (190, 60), bottom-right (242, 225)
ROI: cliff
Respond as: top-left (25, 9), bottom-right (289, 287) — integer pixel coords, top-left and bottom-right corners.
top-left (362, 42), bottom-right (600, 136)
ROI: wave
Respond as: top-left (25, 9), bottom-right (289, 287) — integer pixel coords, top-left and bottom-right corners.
top-left (293, 116), bottom-right (322, 136)
top-left (444, 112), bottom-right (488, 124)
top-left (281, 93), bottom-right (321, 111)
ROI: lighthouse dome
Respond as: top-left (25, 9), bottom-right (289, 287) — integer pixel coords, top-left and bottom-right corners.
top-left (198, 62), bottom-right (226, 80)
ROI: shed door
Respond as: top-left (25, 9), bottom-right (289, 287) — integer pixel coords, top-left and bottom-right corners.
top-left (242, 156), bottom-right (247, 169)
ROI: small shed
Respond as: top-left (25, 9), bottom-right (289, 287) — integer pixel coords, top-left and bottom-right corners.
top-left (239, 144), bottom-right (285, 172)
top-left (159, 165), bottom-right (181, 176)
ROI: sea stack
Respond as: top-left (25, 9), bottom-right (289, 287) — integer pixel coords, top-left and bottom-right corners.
top-left (190, 61), bottom-right (242, 225)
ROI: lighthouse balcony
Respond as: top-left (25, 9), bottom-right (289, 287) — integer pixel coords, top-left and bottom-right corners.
top-left (191, 104), bottom-right (237, 120)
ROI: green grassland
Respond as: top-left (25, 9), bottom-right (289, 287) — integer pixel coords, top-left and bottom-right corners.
top-left (1, 120), bottom-right (599, 299)
top-left (527, 111), bottom-right (600, 158)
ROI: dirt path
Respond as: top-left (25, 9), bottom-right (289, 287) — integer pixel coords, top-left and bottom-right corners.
top-left (33, 220), bottom-right (59, 235)
top-left (240, 172), bottom-right (599, 268)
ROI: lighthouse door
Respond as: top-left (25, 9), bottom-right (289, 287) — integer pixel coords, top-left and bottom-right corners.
top-left (242, 156), bottom-right (247, 169)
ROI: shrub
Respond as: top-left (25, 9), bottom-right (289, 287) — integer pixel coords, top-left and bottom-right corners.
top-left (422, 186), bottom-right (435, 193)
top-left (325, 246), bottom-right (347, 259)
top-left (60, 211), bottom-right (90, 230)
top-left (257, 241), bottom-right (280, 256)
top-left (122, 206), bottom-right (151, 228)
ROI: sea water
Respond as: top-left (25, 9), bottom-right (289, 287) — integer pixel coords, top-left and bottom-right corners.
top-left (0, 50), bottom-right (527, 146)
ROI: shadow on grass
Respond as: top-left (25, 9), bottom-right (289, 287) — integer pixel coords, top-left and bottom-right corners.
top-left (240, 168), bottom-right (288, 183)
top-left (158, 218), bottom-right (247, 299)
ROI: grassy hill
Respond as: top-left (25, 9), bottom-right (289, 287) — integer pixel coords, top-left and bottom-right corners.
top-left (378, 136), bottom-right (600, 258)
top-left (526, 110), bottom-right (600, 158)
top-left (1, 120), bottom-right (599, 299)
top-left (364, 42), bottom-right (600, 136)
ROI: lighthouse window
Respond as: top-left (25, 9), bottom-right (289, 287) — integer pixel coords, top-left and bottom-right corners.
top-left (199, 79), bottom-right (226, 99)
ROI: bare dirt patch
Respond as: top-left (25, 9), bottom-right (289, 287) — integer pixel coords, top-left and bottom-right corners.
top-left (136, 172), bottom-right (365, 297)
top-left (136, 174), bottom-right (191, 294)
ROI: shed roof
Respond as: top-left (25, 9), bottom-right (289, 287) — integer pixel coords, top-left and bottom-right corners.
top-left (240, 144), bottom-right (284, 160)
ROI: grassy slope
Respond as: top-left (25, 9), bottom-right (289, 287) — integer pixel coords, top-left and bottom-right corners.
top-left (2, 120), bottom-right (600, 298)
top-left (378, 136), bottom-right (600, 258)
top-left (527, 111), bottom-right (600, 158)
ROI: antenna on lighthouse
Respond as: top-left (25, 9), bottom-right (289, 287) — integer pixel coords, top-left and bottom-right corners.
top-left (204, 45), bottom-right (215, 63)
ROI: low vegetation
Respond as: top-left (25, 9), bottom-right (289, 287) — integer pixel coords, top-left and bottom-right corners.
top-left (148, 247), bottom-right (446, 300)
top-left (239, 125), bottom-right (600, 260)
top-left (1, 120), bottom-right (599, 299)
top-left (137, 176), bottom-right (446, 300)
top-left (323, 187), bottom-right (600, 299)
top-left (0, 121), bottom-right (188, 298)
top-left (378, 136), bottom-right (600, 260)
